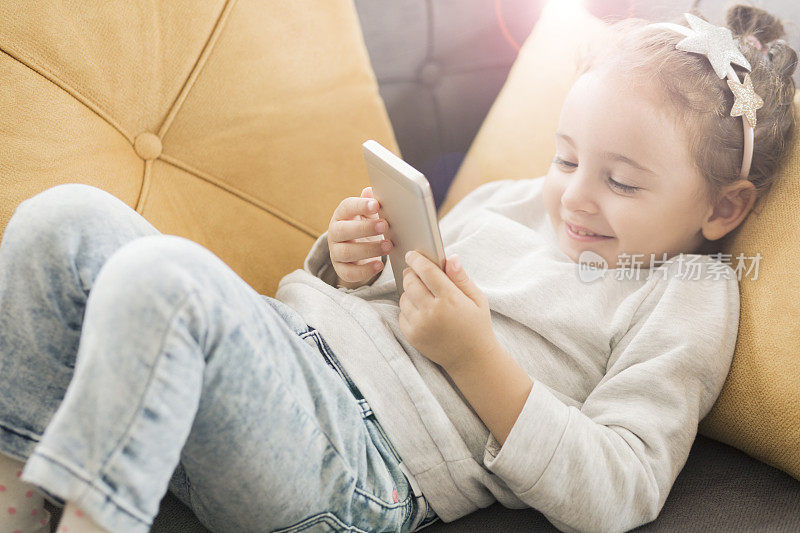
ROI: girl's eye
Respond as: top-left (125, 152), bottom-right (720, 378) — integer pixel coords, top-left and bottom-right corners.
top-left (607, 177), bottom-right (639, 194)
top-left (553, 156), bottom-right (640, 194)
top-left (552, 156), bottom-right (577, 168)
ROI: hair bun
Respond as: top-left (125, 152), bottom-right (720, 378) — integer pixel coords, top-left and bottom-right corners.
top-left (726, 4), bottom-right (784, 43)
top-left (726, 4), bottom-right (798, 79)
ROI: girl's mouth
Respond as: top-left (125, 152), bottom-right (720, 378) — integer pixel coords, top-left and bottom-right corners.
top-left (565, 222), bottom-right (613, 242)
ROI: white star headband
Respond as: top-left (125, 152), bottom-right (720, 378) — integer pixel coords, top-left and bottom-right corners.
top-left (648, 13), bottom-right (764, 180)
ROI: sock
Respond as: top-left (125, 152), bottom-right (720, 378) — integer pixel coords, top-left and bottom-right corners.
top-left (55, 501), bottom-right (109, 533)
top-left (0, 452), bottom-right (51, 533)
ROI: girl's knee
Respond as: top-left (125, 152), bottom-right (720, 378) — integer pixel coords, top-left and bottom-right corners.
top-left (91, 235), bottom-right (213, 308)
top-left (19, 183), bottom-right (121, 216)
top-left (109, 234), bottom-right (213, 275)
top-left (4, 183), bottom-right (126, 251)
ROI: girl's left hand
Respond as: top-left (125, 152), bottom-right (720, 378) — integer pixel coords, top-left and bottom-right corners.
top-left (399, 250), bottom-right (496, 373)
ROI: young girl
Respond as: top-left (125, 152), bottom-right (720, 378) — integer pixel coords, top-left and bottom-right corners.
top-left (0, 4), bottom-right (796, 533)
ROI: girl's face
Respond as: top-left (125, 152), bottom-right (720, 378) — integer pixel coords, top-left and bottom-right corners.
top-left (543, 68), bottom-right (712, 269)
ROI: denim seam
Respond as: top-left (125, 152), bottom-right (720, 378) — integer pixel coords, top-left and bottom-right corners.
top-left (272, 510), bottom-right (372, 533)
top-left (367, 416), bottom-right (403, 464)
top-left (307, 330), bottom-right (440, 523)
top-left (405, 495), bottom-right (417, 532)
top-left (311, 331), bottom-right (355, 390)
top-left (0, 421), bottom-right (43, 444)
top-left (92, 288), bottom-right (200, 520)
top-left (26, 449), bottom-right (151, 527)
top-left (352, 484), bottom-right (409, 511)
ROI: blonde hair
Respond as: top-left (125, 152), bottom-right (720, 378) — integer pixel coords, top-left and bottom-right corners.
top-left (575, 4), bottom-right (798, 217)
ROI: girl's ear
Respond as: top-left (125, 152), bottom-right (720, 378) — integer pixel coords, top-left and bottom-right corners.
top-left (701, 180), bottom-right (757, 241)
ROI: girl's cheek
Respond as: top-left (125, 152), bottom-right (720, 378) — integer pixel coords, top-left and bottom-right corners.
top-left (542, 173), bottom-right (562, 204)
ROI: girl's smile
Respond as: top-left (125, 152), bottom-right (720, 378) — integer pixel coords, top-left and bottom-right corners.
top-left (564, 220), bottom-right (615, 241)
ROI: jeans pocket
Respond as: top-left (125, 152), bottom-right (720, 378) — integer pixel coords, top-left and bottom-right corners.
top-left (298, 327), bottom-right (433, 533)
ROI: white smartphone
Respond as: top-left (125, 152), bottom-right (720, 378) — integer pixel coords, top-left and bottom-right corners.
top-left (361, 139), bottom-right (446, 297)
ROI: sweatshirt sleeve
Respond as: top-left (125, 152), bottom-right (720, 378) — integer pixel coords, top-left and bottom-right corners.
top-left (481, 257), bottom-right (741, 533)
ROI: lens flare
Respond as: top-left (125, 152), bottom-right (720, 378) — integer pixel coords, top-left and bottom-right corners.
top-left (494, 0), bottom-right (638, 53)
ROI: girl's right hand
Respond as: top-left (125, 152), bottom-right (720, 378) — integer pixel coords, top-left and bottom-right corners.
top-left (327, 187), bottom-right (393, 288)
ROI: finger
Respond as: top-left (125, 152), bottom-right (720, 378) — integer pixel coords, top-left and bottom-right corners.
top-left (403, 267), bottom-right (434, 302)
top-left (445, 254), bottom-right (484, 305)
top-left (332, 195), bottom-right (380, 223)
top-left (361, 187), bottom-right (380, 220)
top-left (404, 251), bottom-right (448, 298)
top-left (331, 239), bottom-right (391, 264)
top-left (336, 258), bottom-right (385, 283)
top-left (329, 217), bottom-right (390, 243)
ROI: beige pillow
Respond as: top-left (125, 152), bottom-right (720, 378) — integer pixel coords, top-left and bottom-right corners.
top-left (443, 0), bottom-right (800, 481)
top-left (0, 0), bottom-right (398, 297)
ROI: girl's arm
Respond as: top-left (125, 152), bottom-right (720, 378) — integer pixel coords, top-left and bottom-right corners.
top-left (399, 249), bottom-right (533, 445)
top-left (401, 248), bottom-right (741, 532)
top-left (444, 340), bottom-right (533, 446)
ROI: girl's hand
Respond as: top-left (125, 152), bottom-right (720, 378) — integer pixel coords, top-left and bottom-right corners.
top-left (327, 187), bottom-right (393, 289)
top-left (399, 251), bottom-right (496, 373)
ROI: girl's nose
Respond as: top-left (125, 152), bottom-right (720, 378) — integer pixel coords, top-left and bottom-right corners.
top-left (561, 171), bottom-right (598, 214)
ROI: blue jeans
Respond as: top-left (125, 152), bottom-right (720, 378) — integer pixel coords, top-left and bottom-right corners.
top-left (0, 183), bottom-right (439, 533)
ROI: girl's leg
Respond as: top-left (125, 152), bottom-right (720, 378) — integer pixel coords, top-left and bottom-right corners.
top-left (0, 183), bottom-right (161, 463)
top-left (0, 183), bottom-right (162, 532)
top-left (25, 234), bottom-right (421, 532)
top-left (2, 185), bottom-right (421, 531)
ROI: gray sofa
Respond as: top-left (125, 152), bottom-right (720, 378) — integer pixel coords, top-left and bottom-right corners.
top-left (43, 0), bottom-right (800, 530)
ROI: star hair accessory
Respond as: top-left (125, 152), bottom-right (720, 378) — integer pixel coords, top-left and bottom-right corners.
top-left (648, 13), bottom-right (764, 180)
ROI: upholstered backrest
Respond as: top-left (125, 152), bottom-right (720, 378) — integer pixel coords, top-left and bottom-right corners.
top-left (353, 0), bottom-right (541, 208)
top-left (0, 0), bottom-right (398, 297)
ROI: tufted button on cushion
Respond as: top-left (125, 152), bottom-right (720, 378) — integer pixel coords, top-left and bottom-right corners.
top-left (419, 60), bottom-right (442, 87)
top-left (133, 132), bottom-right (162, 160)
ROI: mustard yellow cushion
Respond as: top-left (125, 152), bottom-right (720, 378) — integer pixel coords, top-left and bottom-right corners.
top-left (699, 92), bottom-right (800, 481)
top-left (0, 0), bottom-right (398, 297)
top-left (442, 1), bottom-right (800, 481)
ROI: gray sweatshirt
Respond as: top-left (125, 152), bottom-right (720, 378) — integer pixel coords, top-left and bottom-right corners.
top-left (275, 176), bottom-right (740, 532)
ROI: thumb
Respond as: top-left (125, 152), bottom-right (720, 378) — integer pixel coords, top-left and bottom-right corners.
top-left (446, 255), bottom-right (483, 304)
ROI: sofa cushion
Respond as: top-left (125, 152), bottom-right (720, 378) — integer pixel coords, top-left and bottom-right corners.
top-left (697, 93), bottom-right (800, 482)
top-left (0, 0), bottom-right (398, 297)
top-left (132, 434), bottom-right (800, 532)
top-left (440, 0), bottom-right (800, 482)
